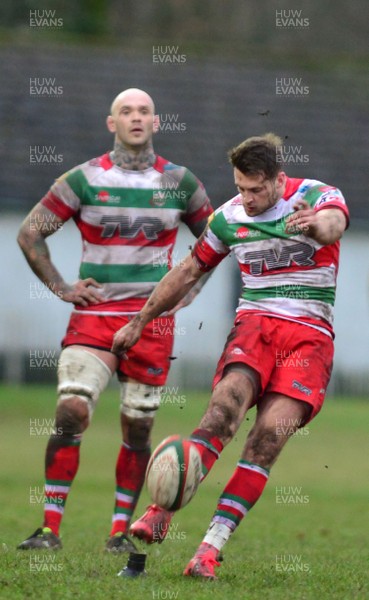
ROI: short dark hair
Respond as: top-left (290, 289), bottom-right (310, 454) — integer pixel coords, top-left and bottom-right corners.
top-left (228, 133), bottom-right (283, 180)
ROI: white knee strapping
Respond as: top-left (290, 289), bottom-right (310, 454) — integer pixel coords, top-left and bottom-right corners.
top-left (57, 347), bottom-right (112, 416)
top-left (120, 381), bottom-right (161, 419)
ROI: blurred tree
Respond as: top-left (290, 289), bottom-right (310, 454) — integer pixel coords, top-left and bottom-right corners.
top-left (0, 0), bottom-right (108, 35)
top-left (68, 0), bottom-right (108, 35)
top-left (0, 0), bottom-right (367, 62)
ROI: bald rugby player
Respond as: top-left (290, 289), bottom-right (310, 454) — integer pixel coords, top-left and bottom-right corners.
top-left (17, 88), bottom-right (213, 551)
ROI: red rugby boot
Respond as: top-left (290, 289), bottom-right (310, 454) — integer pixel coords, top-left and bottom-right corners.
top-left (129, 504), bottom-right (173, 544)
top-left (183, 544), bottom-right (221, 580)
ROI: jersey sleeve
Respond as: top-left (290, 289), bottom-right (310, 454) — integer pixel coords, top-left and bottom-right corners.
top-left (178, 168), bottom-right (213, 227)
top-left (311, 185), bottom-right (350, 228)
top-left (40, 167), bottom-right (83, 221)
top-left (192, 212), bottom-right (230, 272)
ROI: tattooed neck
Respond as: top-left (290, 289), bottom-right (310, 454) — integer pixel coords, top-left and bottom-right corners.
top-left (111, 141), bottom-right (156, 171)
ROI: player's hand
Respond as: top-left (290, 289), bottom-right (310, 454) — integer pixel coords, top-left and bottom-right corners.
top-left (285, 200), bottom-right (318, 236)
top-left (111, 317), bottom-right (144, 358)
top-left (58, 278), bottom-right (105, 306)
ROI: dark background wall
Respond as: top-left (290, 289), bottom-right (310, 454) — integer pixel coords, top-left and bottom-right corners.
top-left (0, 1), bottom-right (368, 226)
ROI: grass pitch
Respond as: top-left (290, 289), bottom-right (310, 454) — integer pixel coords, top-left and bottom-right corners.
top-left (0, 384), bottom-right (368, 600)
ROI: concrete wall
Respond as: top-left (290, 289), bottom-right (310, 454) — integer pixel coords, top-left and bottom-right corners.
top-left (1, 214), bottom-right (367, 395)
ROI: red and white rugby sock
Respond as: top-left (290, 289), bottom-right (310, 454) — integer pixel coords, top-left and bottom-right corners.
top-left (43, 434), bottom-right (82, 536)
top-left (110, 442), bottom-right (151, 536)
top-left (201, 460), bottom-right (270, 552)
top-left (190, 428), bottom-right (224, 480)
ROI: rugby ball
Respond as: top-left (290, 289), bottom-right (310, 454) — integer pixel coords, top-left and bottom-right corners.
top-left (146, 435), bottom-right (202, 511)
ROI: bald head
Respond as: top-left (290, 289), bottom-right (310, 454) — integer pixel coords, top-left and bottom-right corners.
top-left (107, 88), bottom-right (159, 149)
top-left (110, 88), bottom-right (155, 117)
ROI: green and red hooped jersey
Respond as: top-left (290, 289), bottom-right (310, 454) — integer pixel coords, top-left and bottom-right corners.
top-left (192, 177), bottom-right (349, 337)
top-left (41, 153), bottom-right (212, 314)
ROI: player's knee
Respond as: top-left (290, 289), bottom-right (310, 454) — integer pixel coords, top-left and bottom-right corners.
top-left (57, 346), bottom-right (111, 426)
top-left (203, 375), bottom-right (250, 439)
top-left (120, 381), bottom-right (161, 447)
top-left (213, 403), bottom-right (235, 436)
top-left (200, 399), bottom-right (237, 443)
top-left (56, 396), bottom-right (90, 435)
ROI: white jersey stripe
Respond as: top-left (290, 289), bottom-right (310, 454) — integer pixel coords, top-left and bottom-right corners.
top-left (82, 243), bottom-right (173, 266)
top-left (241, 265), bottom-right (336, 289)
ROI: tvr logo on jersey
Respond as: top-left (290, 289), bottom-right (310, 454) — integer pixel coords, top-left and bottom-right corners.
top-left (100, 216), bottom-right (164, 239)
top-left (243, 241), bottom-right (315, 275)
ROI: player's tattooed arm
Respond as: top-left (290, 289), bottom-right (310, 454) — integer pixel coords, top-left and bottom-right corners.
top-left (112, 254), bottom-right (204, 355)
top-left (285, 200), bottom-right (347, 245)
top-left (17, 203), bottom-right (104, 306)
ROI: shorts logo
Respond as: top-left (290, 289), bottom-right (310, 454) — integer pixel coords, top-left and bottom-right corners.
top-left (148, 367), bottom-right (164, 376)
top-left (292, 380), bottom-right (312, 396)
top-left (231, 347), bottom-right (246, 356)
